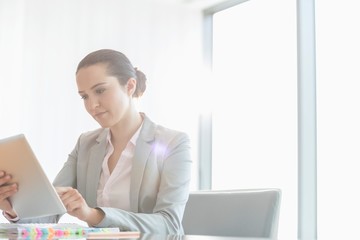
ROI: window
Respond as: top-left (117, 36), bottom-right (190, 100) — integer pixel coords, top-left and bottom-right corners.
top-left (316, 0), bottom-right (360, 238)
top-left (207, 0), bottom-right (297, 238)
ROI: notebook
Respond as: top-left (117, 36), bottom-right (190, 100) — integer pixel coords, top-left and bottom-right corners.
top-left (0, 134), bottom-right (67, 219)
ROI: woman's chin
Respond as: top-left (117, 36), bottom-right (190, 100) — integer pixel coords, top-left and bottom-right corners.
top-left (95, 119), bottom-right (109, 128)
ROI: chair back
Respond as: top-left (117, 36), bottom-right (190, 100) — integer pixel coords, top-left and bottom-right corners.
top-left (182, 188), bottom-right (281, 238)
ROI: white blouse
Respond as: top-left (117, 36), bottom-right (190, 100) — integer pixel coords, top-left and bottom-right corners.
top-left (96, 126), bottom-right (141, 211)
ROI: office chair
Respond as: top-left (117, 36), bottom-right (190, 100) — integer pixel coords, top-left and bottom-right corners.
top-left (182, 188), bottom-right (281, 239)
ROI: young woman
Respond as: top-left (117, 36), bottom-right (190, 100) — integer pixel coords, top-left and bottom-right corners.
top-left (0, 49), bottom-right (192, 234)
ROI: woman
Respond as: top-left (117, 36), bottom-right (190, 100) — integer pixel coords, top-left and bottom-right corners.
top-left (0, 49), bottom-right (192, 234)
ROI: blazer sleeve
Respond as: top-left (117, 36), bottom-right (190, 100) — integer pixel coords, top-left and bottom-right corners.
top-left (95, 131), bottom-right (192, 234)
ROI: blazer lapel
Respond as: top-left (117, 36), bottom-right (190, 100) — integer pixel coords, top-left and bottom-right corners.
top-left (86, 129), bottom-right (108, 207)
top-left (130, 115), bottom-right (156, 212)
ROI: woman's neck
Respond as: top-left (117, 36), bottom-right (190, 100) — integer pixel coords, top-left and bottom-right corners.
top-left (110, 111), bottom-right (143, 145)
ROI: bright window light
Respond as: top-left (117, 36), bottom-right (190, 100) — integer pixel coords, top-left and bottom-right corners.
top-left (316, 0), bottom-right (360, 238)
top-left (211, 0), bottom-right (297, 238)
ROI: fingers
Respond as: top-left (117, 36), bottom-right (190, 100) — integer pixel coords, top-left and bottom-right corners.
top-left (56, 186), bottom-right (73, 195)
top-left (0, 171), bottom-right (14, 186)
top-left (0, 184), bottom-right (17, 200)
top-left (0, 171), bottom-right (17, 202)
top-left (57, 187), bottom-right (84, 211)
top-left (57, 187), bottom-right (81, 202)
top-left (0, 183), bottom-right (17, 201)
top-left (0, 171), bottom-right (17, 212)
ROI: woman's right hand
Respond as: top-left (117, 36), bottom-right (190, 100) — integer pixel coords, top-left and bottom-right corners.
top-left (0, 171), bottom-right (18, 212)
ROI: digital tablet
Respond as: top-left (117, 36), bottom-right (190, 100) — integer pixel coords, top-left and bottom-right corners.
top-left (0, 134), bottom-right (67, 219)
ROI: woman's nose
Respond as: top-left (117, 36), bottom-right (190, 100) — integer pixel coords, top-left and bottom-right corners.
top-left (86, 97), bottom-right (100, 110)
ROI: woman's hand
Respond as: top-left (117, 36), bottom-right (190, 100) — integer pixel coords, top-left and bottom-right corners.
top-left (56, 187), bottom-right (104, 226)
top-left (0, 171), bottom-right (18, 214)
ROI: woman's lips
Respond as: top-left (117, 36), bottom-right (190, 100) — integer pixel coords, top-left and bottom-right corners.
top-left (94, 111), bottom-right (107, 118)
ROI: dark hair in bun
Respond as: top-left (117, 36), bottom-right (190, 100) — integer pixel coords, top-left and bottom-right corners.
top-left (76, 49), bottom-right (147, 97)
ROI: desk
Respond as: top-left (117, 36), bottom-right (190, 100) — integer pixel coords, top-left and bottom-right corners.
top-left (0, 233), bottom-right (270, 240)
top-left (135, 234), bottom-right (271, 240)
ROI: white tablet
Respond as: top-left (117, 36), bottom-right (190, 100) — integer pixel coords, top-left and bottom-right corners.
top-left (0, 134), bottom-right (66, 219)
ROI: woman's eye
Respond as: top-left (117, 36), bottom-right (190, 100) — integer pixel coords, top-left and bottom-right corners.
top-left (80, 95), bottom-right (88, 100)
top-left (96, 88), bottom-right (105, 94)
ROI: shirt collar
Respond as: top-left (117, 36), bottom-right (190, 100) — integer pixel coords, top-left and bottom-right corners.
top-left (106, 122), bottom-right (144, 147)
top-left (130, 122), bottom-right (143, 146)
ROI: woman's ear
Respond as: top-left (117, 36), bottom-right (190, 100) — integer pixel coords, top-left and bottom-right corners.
top-left (126, 78), bottom-right (137, 96)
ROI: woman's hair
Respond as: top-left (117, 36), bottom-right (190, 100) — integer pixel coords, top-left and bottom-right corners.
top-left (76, 49), bottom-right (147, 97)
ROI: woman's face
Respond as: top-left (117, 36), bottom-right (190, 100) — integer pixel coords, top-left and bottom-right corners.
top-left (76, 64), bottom-right (133, 128)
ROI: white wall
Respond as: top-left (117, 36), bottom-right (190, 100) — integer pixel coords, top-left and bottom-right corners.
top-left (0, 0), bottom-right (203, 222)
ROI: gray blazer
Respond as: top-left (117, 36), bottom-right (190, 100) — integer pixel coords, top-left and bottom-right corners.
top-left (21, 114), bottom-right (192, 234)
